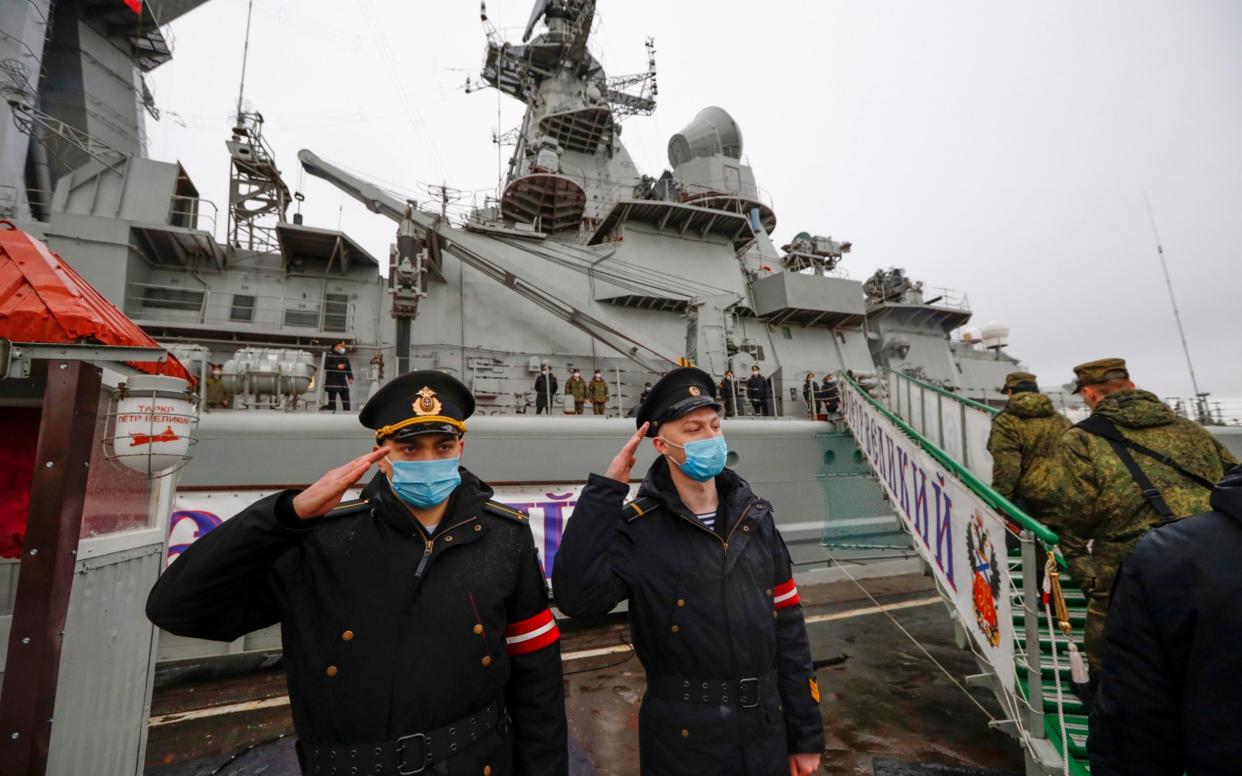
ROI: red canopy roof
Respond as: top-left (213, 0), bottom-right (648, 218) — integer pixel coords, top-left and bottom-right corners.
top-left (0, 220), bottom-right (193, 383)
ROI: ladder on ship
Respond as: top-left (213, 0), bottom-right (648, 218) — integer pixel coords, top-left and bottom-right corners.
top-left (838, 370), bottom-right (1092, 776)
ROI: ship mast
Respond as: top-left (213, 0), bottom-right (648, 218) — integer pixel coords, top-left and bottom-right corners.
top-left (1144, 194), bottom-right (1209, 424)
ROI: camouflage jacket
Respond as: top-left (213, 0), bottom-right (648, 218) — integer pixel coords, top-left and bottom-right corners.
top-left (587, 378), bottom-right (609, 403)
top-left (985, 392), bottom-right (1070, 512)
top-left (205, 377), bottom-right (230, 408)
top-left (565, 377), bottom-right (587, 401)
top-left (1046, 389), bottom-right (1236, 666)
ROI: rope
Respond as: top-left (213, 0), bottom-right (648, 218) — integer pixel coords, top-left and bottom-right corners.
top-left (819, 545), bottom-right (998, 722)
top-left (1042, 555), bottom-right (1072, 776)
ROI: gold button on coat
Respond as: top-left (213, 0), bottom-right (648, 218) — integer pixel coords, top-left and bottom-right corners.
top-left (483, 767), bottom-right (492, 776)
top-left (671, 625), bottom-right (680, 633)
top-left (445, 535), bottom-right (454, 542)
top-left (473, 624), bottom-right (483, 635)
top-left (680, 729), bottom-right (689, 738)
top-left (341, 630), bottom-right (354, 641)
top-left (474, 524), bottom-right (482, 532)
top-left (481, 655), bottom-right (492, 667)
top-left (765, 588), bottom-right (772, 596)
top-left (325, 665), bottom-right (338, 677)
top-left (676, 599), bottom-right (685, 608)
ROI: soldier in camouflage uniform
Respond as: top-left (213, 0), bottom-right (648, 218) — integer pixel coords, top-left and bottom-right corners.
top-left (587, 369), bottom-right (610, 415)
top-left (986, 371), bottom-right (1071, 519)
top-left (565, 369), bottom-right (587, 414)
top-left (1045, 358), bottom-right (1237, 671)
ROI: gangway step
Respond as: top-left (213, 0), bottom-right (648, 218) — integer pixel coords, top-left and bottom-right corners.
top-left (1015, 634), bottom-right (1087, 656)
top-left (1013, 607), bottom-right (1087, 628)
top-left (1025, 656), bottom-right (1088, 680)
top-left (1017, 676), bottom-right (1089, 717)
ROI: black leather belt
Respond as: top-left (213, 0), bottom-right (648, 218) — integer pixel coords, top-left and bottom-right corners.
top-left (647, 670), bottom-right (778, 709)
top-left (298, 701), bottom-right (504, 775)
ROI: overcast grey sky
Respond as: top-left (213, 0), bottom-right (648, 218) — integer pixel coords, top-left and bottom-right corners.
top-left (147, 0), bottom-right (1241, 406)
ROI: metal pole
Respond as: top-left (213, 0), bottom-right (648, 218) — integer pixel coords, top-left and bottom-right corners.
top-left (1145, 194), bottom-right (1207, 423)
top-left (614, 367), bottom-right (622, 417)
top-left (937, 391), bottom-right (944, 450)
top-left (316, 350), bottom-right (327, 410)
top-left (960, 402), bottom-right (969, 470)
top-left (1020, 530), bottom-right (1046, 736)
top-left (0, 360), bottom-right (101, 775)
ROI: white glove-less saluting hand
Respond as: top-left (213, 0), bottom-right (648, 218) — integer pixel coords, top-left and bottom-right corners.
top-left (292, 448), bottom-right (388, 519)
top-left (604, 422), bottom-right (649, 484)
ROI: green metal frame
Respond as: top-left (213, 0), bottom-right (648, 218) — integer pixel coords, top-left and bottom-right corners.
top-left (845, 374), bottom-right (1060, 545)
top-left (848, 373), bottom-right (1092, 774)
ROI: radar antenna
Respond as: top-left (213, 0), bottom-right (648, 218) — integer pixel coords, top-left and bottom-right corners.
top-left (1145, 194), bottom-right (1210, 424)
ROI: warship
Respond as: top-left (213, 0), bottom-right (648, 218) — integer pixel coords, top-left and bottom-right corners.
top-left (1, 1), bottom-right (1237, 775)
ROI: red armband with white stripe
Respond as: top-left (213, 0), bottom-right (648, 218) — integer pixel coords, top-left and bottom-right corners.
top-left (505, 608), bottom-right (561, 655)
top-left (774, 578), bottom-right (801, 610)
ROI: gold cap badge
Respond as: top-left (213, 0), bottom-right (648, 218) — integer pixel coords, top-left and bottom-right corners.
top-left (413, 387), bottom-right (442, 416)
top-left (688, 385), bottom-right (701, 397)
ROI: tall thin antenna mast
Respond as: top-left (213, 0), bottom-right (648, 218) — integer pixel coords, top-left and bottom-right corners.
top-left (1144, 193), bottom-right (1208, 423)
top-left (235, 0), bottom-right (256, 121)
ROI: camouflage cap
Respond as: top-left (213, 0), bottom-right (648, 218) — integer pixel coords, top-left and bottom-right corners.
top-left (1000, 372), bottom-right (1038, 393)
top-left (1072, 357), bottom-right (1129, 393)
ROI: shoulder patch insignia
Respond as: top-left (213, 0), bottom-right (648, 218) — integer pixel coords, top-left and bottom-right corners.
top-left (483, 500), bottom-right (529, 523)
top-left (325, 498), bottom-right (371, 519)
top-left (624, 496), bottom-right (660, 522)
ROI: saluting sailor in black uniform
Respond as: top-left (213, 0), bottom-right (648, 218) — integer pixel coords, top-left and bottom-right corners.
top-left (554, 367), bottom-right (825, 776)
top-left (147, 371), bottom-right (568, 776)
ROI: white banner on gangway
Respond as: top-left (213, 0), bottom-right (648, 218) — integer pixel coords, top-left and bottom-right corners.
top-left (843, 382), bottom-right (1015, 690)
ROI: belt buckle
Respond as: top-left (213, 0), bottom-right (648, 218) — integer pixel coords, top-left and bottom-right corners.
top-left (396, 732), bottom-right (426, 775)
top-left (738, 677), bottom-right (760, 709)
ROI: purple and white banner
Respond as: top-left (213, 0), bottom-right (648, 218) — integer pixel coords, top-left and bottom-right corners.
top-left (843, 381), bottom-right (1016, 690)
top-left (168, 482), bottom-right (637, 581)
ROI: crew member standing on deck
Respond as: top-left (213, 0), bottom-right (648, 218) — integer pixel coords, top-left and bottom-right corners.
top-left (747, 365), bottom-right (768, 416)
top-left (554, 368), bottom-right (825, 776)
top-left (566, 368), bottom-right (587, 415)
top-left (588, 369), bottom-right (610, 415)
top-left (147, 371), bottom-right (568, 775)
top-left (321, 341), bottom-right (354, 412)
top-left (719, 370), bottom-right (739, 418)
top-left (534, 364), bottom-right (558, 415)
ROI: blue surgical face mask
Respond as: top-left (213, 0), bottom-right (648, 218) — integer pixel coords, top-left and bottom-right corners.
top-left (660, 435), bottom-right (728, 482)
top-left (387, 455), bottom-right (461, 508)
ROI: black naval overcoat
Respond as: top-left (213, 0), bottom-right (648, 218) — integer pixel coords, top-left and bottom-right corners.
top-left (553, 459), bottom-right (825, 776)
top-left (146, 469), bottom-right (568, 776)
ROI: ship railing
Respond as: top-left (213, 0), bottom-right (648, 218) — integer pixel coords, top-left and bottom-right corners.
top-left (884, 369), bottom-right (997, 481)
top-left (125, 282), bottom-right (356, 335)
top-left (168, 195), bottom-right (220, 239)
top-left (917, 285), bottom-right (971, 311)
top-left (842, 372), bottom-right (1089, 775)
top-left (677, 180), bottom-right (775, 212)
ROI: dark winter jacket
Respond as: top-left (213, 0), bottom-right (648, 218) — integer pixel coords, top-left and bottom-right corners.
top-left (146, 469), bottom-right (567, 775)
top-left (324, 353), bottom-right (354, 387)
top-left (746, 374), bottom-right (768, 400)
top-left (553, 459), bottom-right (824, 775)
top-left (1089, 463), bottom-right (1242, 775)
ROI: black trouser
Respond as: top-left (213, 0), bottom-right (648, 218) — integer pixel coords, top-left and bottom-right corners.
top-left (536, 396), bottom-right (550, 414)
top-left (323, 385), bottom-right (350, 411)
top-left (750, 399), bottom-right (766, 416)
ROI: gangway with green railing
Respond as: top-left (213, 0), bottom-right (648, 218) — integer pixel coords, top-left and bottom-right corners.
top-left (837, 371), bottom-right (1092, 776)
